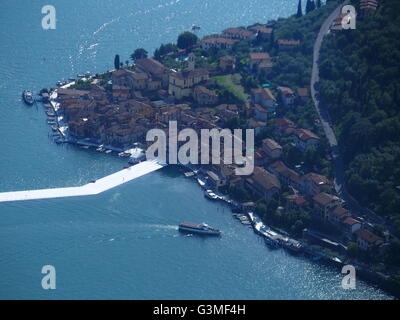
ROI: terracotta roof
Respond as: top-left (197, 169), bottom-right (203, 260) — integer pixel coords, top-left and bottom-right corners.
top-left (269, 161), bottom-right (301, 184)
top-left (251, 87), bottom-right (276, 101)
top-left (293, 128), bottom-right (320, 141)
top-left (57, 88), bottom-right (89, 96)
top-left (223, 27), bottom-right (254, 38)
top-left (277, 39), bottom-right (300, 46)
top-left (250, 166), bottom-right (281, 191)
top-left (202, 37), bottom-right (237, 45)
top-left (332, 206), bottom-right (350, 217)
top-left (342, 217), bottom-right (361, 226)
top-left (249, 52), bottom-right (270, 61)
top-left (355, 229), bottom-right (383, 245)
top-left (254, 104), bottom-right (268, 113)
top-left (297, 87), bottom-right (309, 97)
top-left (247, 118), bottom-right (266, 128)
top-left (262, 138), bottom-right (282, 151)
top-left (249, 26), bottom-right (273, 34)
top-left (275, 117), bottom-right (295, 128)
top-left (135, 58), bottom-right (170, 75)
top-left (303, 172), bottom-right (331, 187)
top-left (313, 192), bottom-right (340, 206)
top-left (170, 68), bottom-right (209, 80)
top-left (277, 86), bottom-right (294, 96)
top-left (194, 85), bottom-right (217, 97)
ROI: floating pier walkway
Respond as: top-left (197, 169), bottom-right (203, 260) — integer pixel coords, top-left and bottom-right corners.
top-left (0, 160), bottom-right (166, 203)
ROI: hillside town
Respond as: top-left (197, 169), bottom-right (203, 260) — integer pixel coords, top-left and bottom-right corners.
top-left (41, 0), bottom-right (390, 277)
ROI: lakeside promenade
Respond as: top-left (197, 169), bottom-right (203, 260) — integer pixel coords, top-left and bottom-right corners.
top-left (0, 160), bottom-right (165, 203)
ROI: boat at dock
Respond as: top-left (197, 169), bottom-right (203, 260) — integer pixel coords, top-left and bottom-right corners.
top-left (204, 189), bottom-right (219, 200)
top-left (128, 147), bottom-right (146, 164)
top-left (281, 238), bottom-right (303, 253)
top-left (22, 90), bottom-right (35, 105)
top-left (263, 230), bottom-right (280, 248)
top-left (178, 222), bottom-right (221, 236)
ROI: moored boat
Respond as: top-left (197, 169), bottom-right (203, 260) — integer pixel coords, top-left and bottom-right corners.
top-left (22, 90), bottom-right (35, 105)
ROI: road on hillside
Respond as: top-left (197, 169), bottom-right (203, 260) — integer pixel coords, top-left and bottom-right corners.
top-left (310, 1), bottom-right (386, 226)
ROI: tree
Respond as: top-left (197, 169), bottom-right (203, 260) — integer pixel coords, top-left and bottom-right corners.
top-left (177, 32), bottom-right (198, 49)
top-left (296, 0), bottom-right (303, 18)
top-left (317, 0), bottom-right (322, 8)
top-left (130, 48), bottom-right (148, 62)
top-left (305, 0), bottom-right (316, 14)
top-left (114, 54), bottom-right (120, 70)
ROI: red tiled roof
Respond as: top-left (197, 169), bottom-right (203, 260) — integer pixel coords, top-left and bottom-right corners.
top-left (250, 52), bottom-right (270, 61)
top-left (355, 229), bottom-right (383, 245)
top-left (313, 192), bottom-right (340, 206)
top-left (223, 27), bottom-right (254, 38)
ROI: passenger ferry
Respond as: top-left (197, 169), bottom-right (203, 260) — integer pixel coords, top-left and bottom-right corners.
top-left (178, 222), bottom-right (221, 236)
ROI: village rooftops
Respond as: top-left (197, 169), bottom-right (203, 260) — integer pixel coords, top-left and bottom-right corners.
top-left (277, 39), bottom-right (300, 46)
top-left (360, 0), bottom-right (379, 10)
top-left (57, 88), bottom-right (89, 96)
top-left (262, 138), bottom-right (282, 151)
top-left (303, 172), bottom-right (331, 187)
top-left (293, 128), bottom-right (320, 141)
top-left (297, 87), bottom-right (309, 97)
top-left (194, 85), bottom-right (217, 97)
top-left (248, 25), bottom-right (273, 34)
top-left (201, 37), bottom-right (237, 45)
top-left (250, 166), bottom-right (281, 191)
top-left (275, 117), bottom-right (295, 128)
top-left (223, 27), bottom-right (254, 39)
top-left (277, 86), bottom-right (294, 96)
top-left (332, 206), bottom-right (350, 218)
top-left (254, 104), bottom-right (268, 113)
top-left (342, 217), bottom-right (361, 226)
top-left (249, 52), bottom-right (270, 61)
top-left (251, 87), bottom-right (276, 101)
top-left (313, 192), bottom-right (340, 206)
top-left (269, 160), bottom-right (301, 184)
top-left (135, 58), bottom-right (170, 76)
top-left (355, 229), bottom-right (384, 246)
top-left (170, 68), bottom-right (209, 80)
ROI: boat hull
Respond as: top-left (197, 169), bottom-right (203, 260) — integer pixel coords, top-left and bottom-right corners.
top-left (178, 226), bottom-right (221, 236)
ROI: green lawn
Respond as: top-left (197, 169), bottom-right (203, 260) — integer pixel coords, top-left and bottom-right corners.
top-left (213, 73), bottom-right (248, 103)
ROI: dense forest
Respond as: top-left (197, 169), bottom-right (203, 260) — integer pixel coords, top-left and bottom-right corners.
top-left (319, 0), bottom-right (400, 233)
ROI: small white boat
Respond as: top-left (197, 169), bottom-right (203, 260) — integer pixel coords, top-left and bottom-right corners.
top-left (105, 150), bottom-right (112, 154)
top-left (204, 190), bottom-right (218, 200)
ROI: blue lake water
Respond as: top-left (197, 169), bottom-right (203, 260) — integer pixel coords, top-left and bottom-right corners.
top-left (0, 0), bottom-right (393, 299)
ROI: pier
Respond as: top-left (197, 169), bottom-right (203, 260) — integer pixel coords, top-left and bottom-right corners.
top-left (0, 160), bottom-right (165, 203)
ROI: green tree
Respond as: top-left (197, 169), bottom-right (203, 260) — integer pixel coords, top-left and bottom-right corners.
top-left (296, 0), bottom-right (303, 18)
top-left (177, 32), bottom-right (198, 49)
top-left (114, 54), bottom-right (120, 70)
top-left (130, 48), bottom-right (148, 62)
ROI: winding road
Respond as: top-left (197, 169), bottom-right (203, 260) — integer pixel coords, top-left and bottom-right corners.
top-left (310, 1), bottom-right (385, 226)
